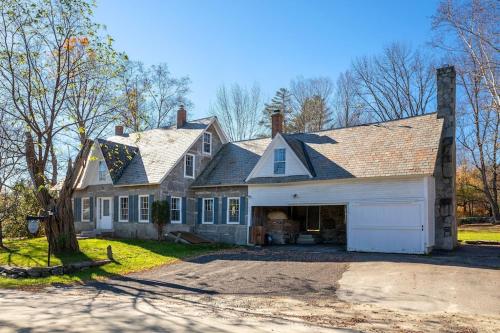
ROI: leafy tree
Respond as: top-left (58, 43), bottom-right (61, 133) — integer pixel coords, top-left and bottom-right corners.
top-left (0, 0), bottom-right (113, 252)
top-left (151, 200), bottom-right (170, 241)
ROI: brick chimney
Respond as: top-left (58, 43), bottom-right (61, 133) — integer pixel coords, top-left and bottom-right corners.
top-left (177, 104), bottom-right (187, 128)
top-left (271, 110), bottom-right (283, 138)
top-left (115, 125), bottom-right (124, 136)
top-left (434, 65), bottom-right (457, 250)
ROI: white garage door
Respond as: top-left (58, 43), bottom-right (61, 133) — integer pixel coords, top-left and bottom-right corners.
top-left (348, 202), bottom-right (424, 254)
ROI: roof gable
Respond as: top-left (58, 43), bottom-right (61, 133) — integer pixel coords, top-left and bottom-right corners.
top-left (101, 117), bottom-right (218, 186)
top-left (245, 133), bottom-right (313, 182)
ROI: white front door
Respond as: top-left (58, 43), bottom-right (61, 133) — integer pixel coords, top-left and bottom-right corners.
top-left (98, 197), bottom-right (113, 230)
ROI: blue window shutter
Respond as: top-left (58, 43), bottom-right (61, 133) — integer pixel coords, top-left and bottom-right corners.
top-left (74, 198), bottom-right (81, 222)
top-left (182, 197), bottom-right (187, 224)
top-left (240, 196), bottom-right (246, 225)
top-left (221, 197), bottom-right (227, 224)
top-left (197, 198), bottom-right (202, 224)
top-left (213, 197), bottom-right (219, 224)
top-left (130, 195), bottom-right (138, 223)
top-left (149, 194), bottom-right (154, 222)
top-left (89, 196), bottom-right (94, 222)
top-left (113, 196), bottom-right (118, 222)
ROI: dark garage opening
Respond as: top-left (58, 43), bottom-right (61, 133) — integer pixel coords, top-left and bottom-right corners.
top-left (250, 205), bottom-right (346, 246)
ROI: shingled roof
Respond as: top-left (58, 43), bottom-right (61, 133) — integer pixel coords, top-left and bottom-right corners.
top-left (193, 113), bottom-right (444, 186)
top-left (103, 117), bottom-right (214, 185)
top-left (97, 139), bottom-right (139, 183)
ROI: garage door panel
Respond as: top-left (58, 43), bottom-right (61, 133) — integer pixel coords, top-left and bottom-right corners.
top-left (349, 202), bottom-right (424, 254)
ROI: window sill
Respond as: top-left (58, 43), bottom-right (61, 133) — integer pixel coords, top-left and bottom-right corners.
top-left (201, 222), bottom-right (214, 225)
top-left (227, 221), bottom-right (240, 225)
top-left (118, 220), bottom-right (129, 223)
top-left (138, 220), bottom-right (150, 224)
top-left (170, 220), bottom-right (182, 224)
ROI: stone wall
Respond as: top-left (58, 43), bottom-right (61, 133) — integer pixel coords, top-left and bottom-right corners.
top-left (159, 123), bottom-right (224, 225)
top-left (434, 66), bottom-right (457, 250)
top-left (191, 186), bottom-right (249, 244)
top-left (73, 184), bottom-right (160, 238)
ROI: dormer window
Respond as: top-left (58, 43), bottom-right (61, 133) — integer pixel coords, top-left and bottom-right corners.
top-left (274, 148), bottom-right (286, 174)
top-left (184, 153), bottom-right (195, 178)
top-left (98, 161), bottom-right (106, 181)
top-left (203, 132), bottom-right (212, 155)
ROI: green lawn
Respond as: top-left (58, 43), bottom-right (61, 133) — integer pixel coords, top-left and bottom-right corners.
top-left (0, 238), bottom-right (230, 288)
top-left (458, 224), bottom-right (500, 242)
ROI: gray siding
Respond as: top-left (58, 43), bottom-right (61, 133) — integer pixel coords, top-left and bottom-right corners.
top-left (191, 186), bottom-right (249, 245)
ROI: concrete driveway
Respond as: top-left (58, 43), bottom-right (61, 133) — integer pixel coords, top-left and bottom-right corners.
top-left (0, 244), bottom-right (499, 332)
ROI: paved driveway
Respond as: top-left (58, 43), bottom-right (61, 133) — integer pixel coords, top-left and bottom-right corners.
top-left (0, 244), bottom-right (499, 332)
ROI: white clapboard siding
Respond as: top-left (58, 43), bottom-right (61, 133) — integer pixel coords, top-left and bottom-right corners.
top-left (248, 176), bottom-right (435, 254)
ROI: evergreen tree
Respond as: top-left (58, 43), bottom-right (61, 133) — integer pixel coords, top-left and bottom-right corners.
top-left (260, 88), bottom-right (293, 133)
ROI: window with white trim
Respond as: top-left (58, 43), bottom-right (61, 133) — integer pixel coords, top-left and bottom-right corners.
top-left (227, 197), bottom-right (240, 224)
top-left (139, 195), bottom-right (149, 222)
top-left (119, 196), bottom-right (129, 222)
top-left (82, 197), bottom-right (90, 221)
top-left (98, 161), bottom-right (106, 181)
top-left (203, 132), bottom-right (212, 155)
top-left (171, 197), bottom-right (181, 223)
top-left (184, 154), bottom-right (195, 178)
top-left (202, 198), bottom-right (214, 224)
top-left (274, 148), bottom-right (286, 174)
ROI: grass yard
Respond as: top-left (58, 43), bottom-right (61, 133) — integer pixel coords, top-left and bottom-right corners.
top-left (458, 224), bottom-right (500, 242)
top-left (0, 237), bottom-right (230, 288)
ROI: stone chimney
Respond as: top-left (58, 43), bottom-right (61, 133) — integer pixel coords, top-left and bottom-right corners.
top-left (115, 125), bottom-right (124, 136)
top-left (177, 104), bottom-right (187, 128)
top-left (434, 65), bottom-right (457, 250)
top-left (271, 110), bottom-right (283, 138)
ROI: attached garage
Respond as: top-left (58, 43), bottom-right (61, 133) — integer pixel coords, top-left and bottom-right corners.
top-left (248, 177), bottom-right (435, 254)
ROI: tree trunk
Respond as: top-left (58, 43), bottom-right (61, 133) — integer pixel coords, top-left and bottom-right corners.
top-left (26, 133), bottom-right (93, 253)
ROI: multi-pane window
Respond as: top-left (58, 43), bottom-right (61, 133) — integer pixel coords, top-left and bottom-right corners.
top-left (274, 148), bottom-right (286, 174)
top-left (184, 154), bottom-right (194, 178)
top-left (119, 197), bottom-right (129, 222)
top-left (203, 132), bottom-right (212, 154)
top-left (203, 198), bottom-right (214, 224)
top-left (139, 195), bottom-right (149, 222)
top-left (82, 197), bottom-right (90, 221)
top-left (98, 161), bottom-right (106, 181)
top-left (228, 198), bottom-right (240, 224)
top-left (171, 197), bottom-right (181, 223)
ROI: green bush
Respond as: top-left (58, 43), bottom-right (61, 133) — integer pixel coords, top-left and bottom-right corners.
top-left (151, 199), bottom-right (170, 241)
top-left (1, 183), bottom-right (43, 239)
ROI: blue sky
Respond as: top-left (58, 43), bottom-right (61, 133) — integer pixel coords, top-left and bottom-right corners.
top-left (94, 0), bottom-right (440, 119)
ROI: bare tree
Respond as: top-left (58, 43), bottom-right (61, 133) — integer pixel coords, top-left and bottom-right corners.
top-left (211, 83), bottom-right (262, 141)
top-left (117, 60), bottom-right (149, 132)
top-left (0, 0), bottom-right (109, 252)
top-left (289, 76), bottom-right (334, 132)
top-left (352, 43), bottom-right (436, 121)
top-left (65, 37), bottom-right (122, 145)
top-left (145, 63), bottom-right (191, 128)
top-left (433, 0), bottom-right (500, 220)
top-left (333, 70), bottom-right (367, 127)
top-left (117, 61), bottom-right (192, 131)
top-left (433, 0), bottom-right (499, 114)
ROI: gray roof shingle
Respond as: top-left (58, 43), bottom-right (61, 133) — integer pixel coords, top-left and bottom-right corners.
top-left (193, 113), bottom-right (444, 186)
top-left (104, 117), bottom-right (214, 185)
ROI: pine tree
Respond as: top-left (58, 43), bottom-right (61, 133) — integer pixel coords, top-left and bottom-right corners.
top-left (260, 88), bottom-right (293, 133)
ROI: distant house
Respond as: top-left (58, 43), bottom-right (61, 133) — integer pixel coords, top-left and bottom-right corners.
top-left (73, 66), bottom-right (457, 254)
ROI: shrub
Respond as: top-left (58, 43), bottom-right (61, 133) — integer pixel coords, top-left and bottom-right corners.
top-left (151, 200), bottom-right (170, 241)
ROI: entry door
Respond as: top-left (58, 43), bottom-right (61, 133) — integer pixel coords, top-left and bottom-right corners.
top-left (98, 197), bottom-right (113, 230)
